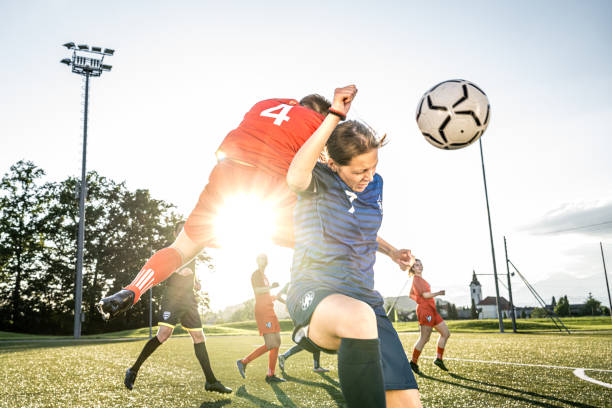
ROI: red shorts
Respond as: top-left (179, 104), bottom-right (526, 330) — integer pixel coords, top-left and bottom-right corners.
top-left (416, 304), bottom-right (444, 327)
top-left (255, 302), bottom-right (280, 335)
top-left (184, 159), bottom-right (296, 248)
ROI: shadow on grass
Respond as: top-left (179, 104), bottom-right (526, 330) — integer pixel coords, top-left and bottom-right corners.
top-left (0, 337), bottom-right (145, 354)
top-left (198, 398), bottom-right (232, 408)
top-left (235, 385), bottom-right (283, 408)
top-left (269, 382), bottom-right (298, 408)
top-left (281, 372), bottom-right (344, 407)
top-left (418, 371), bottom-right (596, 408)
top-left (318, 372), bottom-right (340, 388)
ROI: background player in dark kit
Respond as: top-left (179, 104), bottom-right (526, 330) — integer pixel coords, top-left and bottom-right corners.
top-left (123, 222), bottom-right (231, 394)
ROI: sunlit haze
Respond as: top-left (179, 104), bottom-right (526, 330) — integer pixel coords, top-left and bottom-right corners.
top-left (1, 1), bottom-right (611, 312)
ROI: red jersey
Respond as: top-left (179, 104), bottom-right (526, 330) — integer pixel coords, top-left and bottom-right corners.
top-left (251, 269), bottom-right (274, 307)
top-left (409, 275), bottom-right (436, 308)
top-left (217, 98), bottom-right (324, 177)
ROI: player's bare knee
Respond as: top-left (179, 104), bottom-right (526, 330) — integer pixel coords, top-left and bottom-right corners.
top-left (157, 332), bottom-right (171, 343)
top-left (339, 302), bottom-right (376, 339)
top-left (190, 330), bottom-right (205, 344)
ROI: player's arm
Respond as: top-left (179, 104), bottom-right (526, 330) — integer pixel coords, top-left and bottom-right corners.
top-left (253, 286), bottom-right (271, 294)
top-left (287, 85), bottom-right (357, 192)
top-left (422, 290), bottom-right (445, 299)
top-left (252, 270), bottom-right (271, 294)
top-left (376, 236), bottom-right (415, 271)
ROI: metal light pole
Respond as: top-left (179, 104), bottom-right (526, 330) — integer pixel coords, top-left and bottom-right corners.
top-left (61, 42), bottom-right (114, 339)
top-left (600, 242), bottom-right (612, 322)
top-left (503, 236), bottom-right (517, 332)
top-left (479, 138), bottom-right (504, 333)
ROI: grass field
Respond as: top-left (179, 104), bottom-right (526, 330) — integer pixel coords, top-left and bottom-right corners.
top-left (1, 319), bottom-right (611, 407)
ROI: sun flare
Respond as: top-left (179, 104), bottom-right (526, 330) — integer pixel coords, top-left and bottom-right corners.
top-left (213, 193), bottom-right (276, 252)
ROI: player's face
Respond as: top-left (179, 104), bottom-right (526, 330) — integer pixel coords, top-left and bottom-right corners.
top-left (332, 149), bottom-right (378, 193)
top-left (412, 260), bottom-right (423, 274)
top-left (257, 254), bottom-right (268, 268)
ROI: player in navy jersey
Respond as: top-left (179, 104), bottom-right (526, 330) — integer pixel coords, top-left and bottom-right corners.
top-left (285, 85), bottom-right (422, 408)
top-left (123, 222), bottom-right (231, 394)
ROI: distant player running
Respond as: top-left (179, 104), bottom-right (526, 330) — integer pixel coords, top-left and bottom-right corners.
top-left (123, 223), bottom-right (231, 394)
top-left (408, 259), bottom-right (451, 375)
top-left (236, 254), bottom-right (286, 383)
top-left (98, 87), bottom-right (352, 320)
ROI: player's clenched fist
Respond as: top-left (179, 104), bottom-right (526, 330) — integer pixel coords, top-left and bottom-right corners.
top-left (332, 85), bottom-right (358, 116)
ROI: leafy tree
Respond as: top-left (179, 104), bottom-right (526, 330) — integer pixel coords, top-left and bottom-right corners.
top-left (551, 296), bottom-right (556, 308)
top-left (230, 299), bottom-right (255, 322)
top-left (0, 161), bottom-right (47, 330)
top-left (554, 295), bottom-right (570, 317)
top-left (583, 292), bottom-right (601, 316)
top-left (520, 309), bottom-right (526, 318)
top-left (470, 298), bottom-right (479, 319)
top-left (0, 160), bottom-right (211, 334)
top-left (447, 303), bottom-right (458, 319)
top-left (531, 307), bottom-right (547, 318)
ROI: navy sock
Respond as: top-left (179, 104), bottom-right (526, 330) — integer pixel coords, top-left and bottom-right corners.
top-left (194, 342), bottom-right (217, 383)
top-left (337, 338), bottom-right (385, 408)
top-left (283, 344), bottom-right (304, 360)
top-left (313, 350), bottom-right (321, 368)
top-left (131, 336), bottom-right (161, 372)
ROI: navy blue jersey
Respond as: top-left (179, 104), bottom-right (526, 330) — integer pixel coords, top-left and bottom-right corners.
top-left (288, 162), bottom-right (384, 309)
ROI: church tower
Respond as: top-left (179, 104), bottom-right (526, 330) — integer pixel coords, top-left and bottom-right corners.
top-left (470, 270), bottom-right (482, 306)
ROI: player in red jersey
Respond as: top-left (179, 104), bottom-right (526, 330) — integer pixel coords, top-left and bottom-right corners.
top-left (236, 254), bottom-right (286, 383)
top-left (97, 88), bottom-right (352, 320)
top-left (408, 259), bottom-right (451, 374)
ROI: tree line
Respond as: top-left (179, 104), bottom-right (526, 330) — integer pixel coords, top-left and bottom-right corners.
top-left (0, 160), bottom-right (210, 335)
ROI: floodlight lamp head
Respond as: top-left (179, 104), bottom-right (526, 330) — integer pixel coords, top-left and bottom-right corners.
top-left (103, 48), bottom-right (115, 56)
top-left (60, 58), bottom-right (71, 66)
top-left (91, 46), bottom-right (102, 52)
top-left (77, 44), bottom-right (89, 51)
top-left (101, 64), bottom-right (112, 71)
top-left (63, 42), bottom-right (76, 49)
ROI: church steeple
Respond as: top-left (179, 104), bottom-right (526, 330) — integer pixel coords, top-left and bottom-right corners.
top-left (471, 270), bottom-right (480, 286)
top-left (470, 270), bottom-right (482, 305)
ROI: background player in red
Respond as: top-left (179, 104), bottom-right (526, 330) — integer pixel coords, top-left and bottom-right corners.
top-left (408, 259), bottom-right (451, 374)
top-left (123, 222), bottom-right (231, 394)
top-left (236, 254), bottom-right (285, 383)
top-left (97, 87), bottom-right (354, 319)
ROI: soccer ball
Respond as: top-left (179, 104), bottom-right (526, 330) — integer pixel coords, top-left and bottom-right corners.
top-left (416, 79), bottom-right (490, 150)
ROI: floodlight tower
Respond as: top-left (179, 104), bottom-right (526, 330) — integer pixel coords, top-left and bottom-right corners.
top-left (479, 138), bottom-right (504, 333)
top-left (60, 42), bottom-right (114, 339)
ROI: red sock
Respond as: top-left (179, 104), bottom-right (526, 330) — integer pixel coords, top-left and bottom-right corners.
top-left (124, 247), bottom-right (182, 303)
top-left (412, 348), bottom-right (422, 364)
top-left (243, 345), bottom-right (268, 364)
top-left (268, 347), bottom-right (279, 376)
top-left (437, 346), bottom-right (445, 360)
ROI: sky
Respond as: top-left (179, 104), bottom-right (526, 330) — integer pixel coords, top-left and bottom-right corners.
top-left (1, 0), bottom-right (612, 312)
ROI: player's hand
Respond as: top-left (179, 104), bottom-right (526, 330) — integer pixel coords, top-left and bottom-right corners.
top-left (439, 290), bottom-right (446, 296)
top-left (270, 282), bottom-right (279, 289)
top-left (194, 280), bottom-right (201, 291)
top-left (391, 249), bottom-right (415, 271)
top-left (332, 85), bottom-right (358, 116)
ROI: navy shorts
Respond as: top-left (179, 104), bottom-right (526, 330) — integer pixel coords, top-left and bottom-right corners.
top-left (288, 288), bottom-right (418, 390)
top-left (158, 295), bottom-right (202, 331)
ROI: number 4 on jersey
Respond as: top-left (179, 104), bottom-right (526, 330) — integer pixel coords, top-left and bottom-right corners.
top-left (260, 103), bottom-right (293, 126)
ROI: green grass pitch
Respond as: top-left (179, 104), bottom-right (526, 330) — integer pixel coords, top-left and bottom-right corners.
top-left (1, 326), bottom-right (611, 407)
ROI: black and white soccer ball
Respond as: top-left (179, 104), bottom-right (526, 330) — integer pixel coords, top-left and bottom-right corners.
top-left (416, 79), bottom-right (490, 150)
